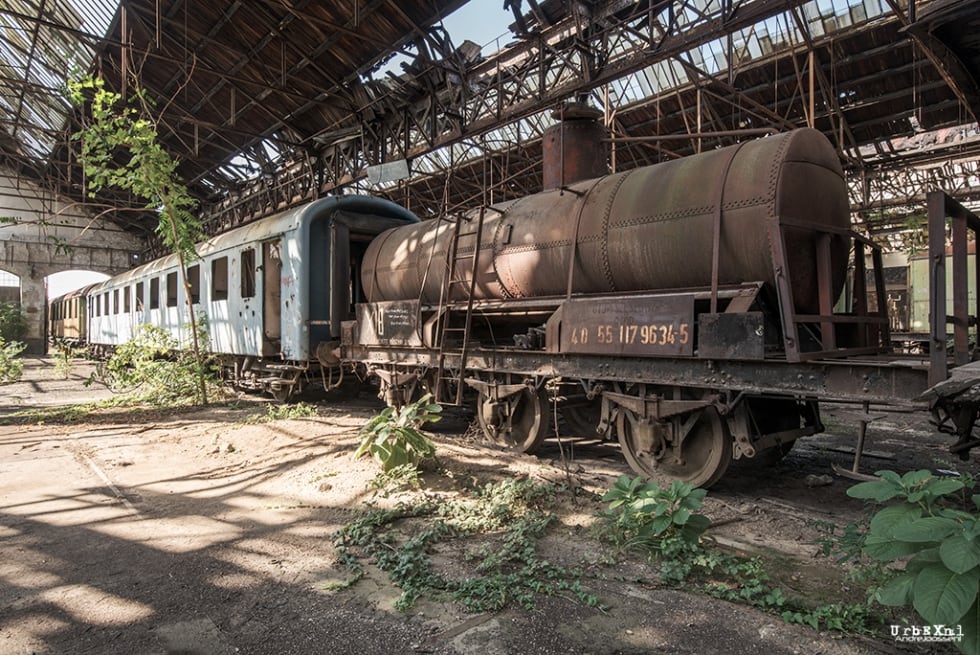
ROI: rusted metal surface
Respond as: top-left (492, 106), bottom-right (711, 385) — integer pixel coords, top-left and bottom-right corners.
top-left (541, 103), bottom-right (608, 190)
top-left (927, 191), bottom-right (980, 386)
top-left (697, 313), bottom-right (766, 360)
top-left (545, 294), bottom-right (694, 357)
top-left (362, 129), bottom-right (850, 315)
top-left (342, 341), bottom-right (933, 407)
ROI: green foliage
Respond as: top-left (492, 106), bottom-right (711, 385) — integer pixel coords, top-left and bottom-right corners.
top-left (369, 462), bottom-right (424, 495)
top-left (92, 324), bottom-right (219, 406)
top-left (355, 394), bottom-right (440, 472)
top-left (245, 401), bottom-right (318, 423)
top-left (847, 469), bottom-right (980, 654)
top-left (5, 402), bottom-right (96, 424)
top-left (0, 336), bottom-right (26, 383)
top-left (598, 476), bottom-right (875, 635)
top-left (0, 302), bottom-right (26, 342)
top-left (599, 476), bottom-right (710, 584)
top-left (52, 341), bottom-right (81, 380)
top-left (68, 75), bottom-right (202, 264)
top-left (812, 519), bottom-right (868, 564)
top-left (69, 74), bottom-right (209, 405)
top-left (331, 478), bottom-right (598, 612)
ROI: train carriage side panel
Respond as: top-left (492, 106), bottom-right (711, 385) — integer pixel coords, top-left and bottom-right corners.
top-left (280, 197), bottom-right (420, 361)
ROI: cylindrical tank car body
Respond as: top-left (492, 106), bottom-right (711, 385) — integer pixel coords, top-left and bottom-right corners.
top-left (362, 128), bottom-right (850, 314)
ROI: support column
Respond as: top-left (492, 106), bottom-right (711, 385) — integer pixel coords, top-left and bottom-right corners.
top-left (19, 272), bottom-right (46, 354)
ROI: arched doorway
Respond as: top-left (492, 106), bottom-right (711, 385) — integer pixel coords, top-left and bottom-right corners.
top-left (0, 269), bottom-right (23, 342)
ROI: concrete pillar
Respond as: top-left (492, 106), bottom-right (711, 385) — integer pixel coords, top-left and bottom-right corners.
top-left (19, 272), bottom-right (46, 354)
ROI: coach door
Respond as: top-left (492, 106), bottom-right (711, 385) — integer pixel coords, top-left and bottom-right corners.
top-left (262, 239), bottom-right (282, 355)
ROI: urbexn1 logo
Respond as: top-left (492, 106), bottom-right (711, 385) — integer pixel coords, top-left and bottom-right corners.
top-left (891, 624), bottom-right (963, 643)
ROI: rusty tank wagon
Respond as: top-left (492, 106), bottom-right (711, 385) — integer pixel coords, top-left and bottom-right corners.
top-left (344, 117), bottom-right (980, 487)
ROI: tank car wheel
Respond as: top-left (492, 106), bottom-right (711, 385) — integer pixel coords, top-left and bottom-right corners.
top-left (617, 405), bottom-right (732, 488)
top-left (477, 385), bottom-right (549, 454)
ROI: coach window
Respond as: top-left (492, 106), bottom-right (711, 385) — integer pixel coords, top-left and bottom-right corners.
top-left (103, 292), bottom-right (109, 316)
top-left (166, 272), bottom-right (178, 307)
top-left (241, 248), bottom-right (256, 298)
top-left (212, 257), bottom-right (228, 301)
top-left (123, 285), bottom-right (131, 312)
top-left (150, 278), bottom-right (160, 309)
top-left (135, 282), bottom-right (144, 311)
top-left (187, 265), bottom-right (200, 304)
top-left (113, 289), bottom-right (120, 314)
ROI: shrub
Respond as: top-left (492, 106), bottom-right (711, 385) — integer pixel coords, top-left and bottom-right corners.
top-left (0, 302), bottom-right (26, 342)
top-left (0, 336), bottom-right (26, 383)
top-left (599, 476), bottom-right (711, 584)
top-left (93, 324), bottom-right (219, 405)
top-left (354, 394), bottom-right (440, 472)
top-left (847, 469), bottom-right (980, 655)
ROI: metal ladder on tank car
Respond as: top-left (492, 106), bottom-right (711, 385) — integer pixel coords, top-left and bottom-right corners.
top-left (433, 207), bottom-right (486, 406)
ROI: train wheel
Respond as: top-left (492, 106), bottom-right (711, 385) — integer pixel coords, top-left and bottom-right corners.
top-left (617, 404), bottom-right (732, 488)
top-left (477, 385), bottom-right (548, 454)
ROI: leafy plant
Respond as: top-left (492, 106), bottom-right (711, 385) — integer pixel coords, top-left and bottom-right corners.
top-left (331, 478), bottom-right (598, 612)
top-left (598, 476), bottom-right (877, 635)
top-left (52, 341), bottom-right (81, 380)
top-left (600, 476), bottom-right (710, 582)
top-left (0, 302), bottom-right (26, 342)
top-left (91, 323), bottom-right (220, 406)
top-left (0, 336), bottom-right (26, 383)
top-left (354, 394), bottom-right (440, 472)
top-left (245, 401), bottom-right (318, 423)
top-left (847, 469), bottom-right (980, 654)
top-left (68, 74), bottom-right (209, 404)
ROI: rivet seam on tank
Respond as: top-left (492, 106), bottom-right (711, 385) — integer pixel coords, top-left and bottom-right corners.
top-left (610, 206), bottom-right (714, 229)
top-left (767, 131), bottom-right (793, 220)
top-left (766, 131), bottom-right (794, 255)
top-left (502, 238), bottom-right (572, 253)
top-left (490, 217), bottom-right (516, 299)
top-left (600, 171), bottom-right (634, 292)
top-left (721, 197), bottom-right (768, 211)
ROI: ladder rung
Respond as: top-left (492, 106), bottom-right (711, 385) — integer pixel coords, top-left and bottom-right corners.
top-left (456, 230), bottom-right (480, 237)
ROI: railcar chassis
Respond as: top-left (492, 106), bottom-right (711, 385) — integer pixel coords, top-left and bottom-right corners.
top-left (343, 340), bottom-right (952, 486)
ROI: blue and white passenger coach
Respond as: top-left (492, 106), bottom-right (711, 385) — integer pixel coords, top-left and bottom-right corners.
top-left (66, 196), bottom-right (418, 399)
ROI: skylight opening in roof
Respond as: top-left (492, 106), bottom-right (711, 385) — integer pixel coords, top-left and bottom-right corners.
top-left (0, 0), bottom-right (120, 159)
top-left (608, 0), bottom-right (891, 115)
top-left (440, 2), bottom-right (512, 56)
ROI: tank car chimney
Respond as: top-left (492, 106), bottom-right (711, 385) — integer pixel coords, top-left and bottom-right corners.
top-left (541, 102), bottom-right (609, 191)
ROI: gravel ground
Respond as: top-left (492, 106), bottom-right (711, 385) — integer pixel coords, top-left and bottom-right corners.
top-left (0, 357), bottom-right (970, 654)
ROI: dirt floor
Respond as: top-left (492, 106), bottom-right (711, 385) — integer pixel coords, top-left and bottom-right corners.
top-left (0, 357), bottom-right (973, 654)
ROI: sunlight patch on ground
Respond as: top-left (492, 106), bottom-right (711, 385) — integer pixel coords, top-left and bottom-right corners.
top-left (93, 515), bottom-right (241, 553)
top-left (39, 584), bottom-right (153, 625)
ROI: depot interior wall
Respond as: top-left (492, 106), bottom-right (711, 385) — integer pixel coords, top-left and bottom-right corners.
top-left (0, 170), bottom-right (144, 352)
